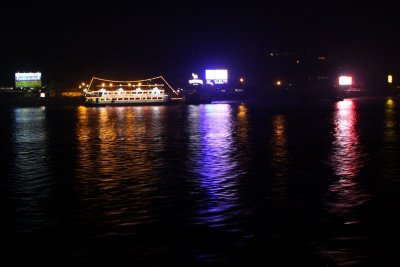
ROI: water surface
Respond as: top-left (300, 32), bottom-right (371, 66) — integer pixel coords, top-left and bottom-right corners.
top-left (1, 97), bottom-right (400, 266)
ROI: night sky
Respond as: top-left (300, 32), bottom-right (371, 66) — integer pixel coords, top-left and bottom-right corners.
top-left (0, 1), bottom-right (398, 88)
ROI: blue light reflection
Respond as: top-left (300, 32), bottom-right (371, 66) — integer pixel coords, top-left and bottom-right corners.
top-left (187, 104), bottom-right (241, 229)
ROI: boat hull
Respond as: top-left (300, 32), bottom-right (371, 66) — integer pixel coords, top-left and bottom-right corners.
top-left (83, 100), bottom-right (172, 107)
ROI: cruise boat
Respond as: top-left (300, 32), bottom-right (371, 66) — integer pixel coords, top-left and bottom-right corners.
top-left (84, 76), bottom-right (181, 106)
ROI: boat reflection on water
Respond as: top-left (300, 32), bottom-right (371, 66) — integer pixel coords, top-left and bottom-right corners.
top-left (75, 106), bottom-right (167, 236)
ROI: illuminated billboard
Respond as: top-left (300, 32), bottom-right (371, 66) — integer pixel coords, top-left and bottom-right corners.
top-left (338, 76), bottom-right (352, 86)
top-left (205, 69), bottom-right (228, 85)
top-left (189, 73), bottom-right (204, 85)
top-left (15, 72), bottom-right (42, 88)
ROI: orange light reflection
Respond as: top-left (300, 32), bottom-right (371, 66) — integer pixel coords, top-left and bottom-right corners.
top-left (271, 114), bottom-right (289, 178)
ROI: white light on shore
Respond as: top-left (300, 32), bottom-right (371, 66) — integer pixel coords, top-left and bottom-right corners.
top-left (339, 76), bottom-right (352, 86)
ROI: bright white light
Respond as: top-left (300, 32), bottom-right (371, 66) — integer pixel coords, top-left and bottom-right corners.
top-left (206, 69), bottom-right (228, 80)
top-left (40, 92), bottom-right (45, 98)
top-left (339, 76), bottom-right (352, 86)
top-left (206, 69), bottom-right (228, 84)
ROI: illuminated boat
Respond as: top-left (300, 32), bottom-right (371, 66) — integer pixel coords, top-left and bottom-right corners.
top-left (84, 76), bottom-right (181, 106)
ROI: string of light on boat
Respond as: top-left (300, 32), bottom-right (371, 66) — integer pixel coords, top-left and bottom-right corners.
top-left (87, 76), bottom-right (179, 95)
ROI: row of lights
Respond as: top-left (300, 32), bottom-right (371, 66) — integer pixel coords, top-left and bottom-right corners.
top-left (79, 82), bottom-right (147, 90)
top-left (99, 87), bottom-right (160, 91)
top-left (82, 78), bottom-right (246, 89)
top-left (273, 74), bottom-right (395, 88)
top-left (80, 73), bottom-right (394, 92)
top-left (99, 82), bottom-right (142, 87)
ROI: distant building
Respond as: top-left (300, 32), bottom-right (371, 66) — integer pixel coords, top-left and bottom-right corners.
top-left (258, 50), bottom-right (342, 98)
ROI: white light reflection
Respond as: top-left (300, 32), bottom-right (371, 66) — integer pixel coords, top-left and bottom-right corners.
top-left (13, 108), bottom-right (53, 232)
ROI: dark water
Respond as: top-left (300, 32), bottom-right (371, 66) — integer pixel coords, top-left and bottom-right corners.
top-left (1, 97), bottom-right (400, 266)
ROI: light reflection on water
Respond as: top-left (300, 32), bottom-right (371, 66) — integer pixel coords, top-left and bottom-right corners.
top-left (187, 104), bottom-right (242, 229)
top-left (236, 104), bottom-right (249, 145)
top-left (269, 114), bottom-right (289, 201)
top-left (12, 108), bottom-right (53, 232)
top-left (2, 98), bottom-right (400, 265)
top-left (321, 99), bottom-right (370, 265)
top-left (271, 114), bottom-right (289, 178)
top-left (75, 106), bottom-right (166, 235)
top-left (328, 100), bottom-right (368, 217)
top-left (381, 98), bottom-right (399, 185)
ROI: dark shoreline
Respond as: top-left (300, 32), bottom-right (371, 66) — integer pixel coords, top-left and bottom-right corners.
top-left (1, 92), bottom-right (398, 108)
top-left (0, 97), bottom-right (85, 108)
